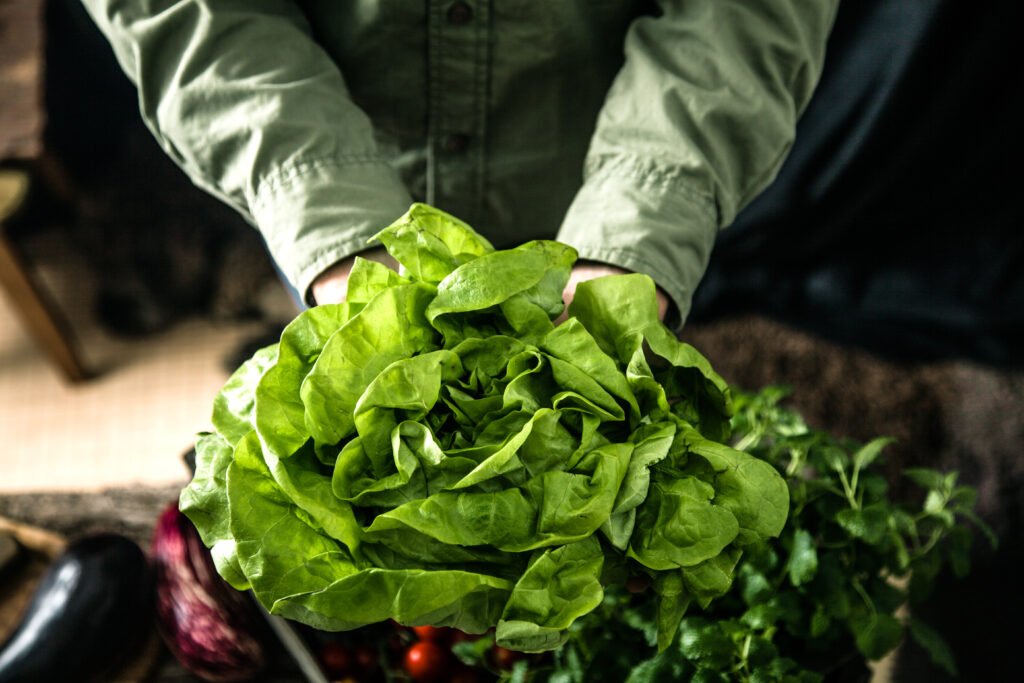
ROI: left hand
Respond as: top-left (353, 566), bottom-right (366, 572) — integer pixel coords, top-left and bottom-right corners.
top-left (558, 261), bottom-right (670, 324)
top-left (311, 246), bottom-right (399, 305)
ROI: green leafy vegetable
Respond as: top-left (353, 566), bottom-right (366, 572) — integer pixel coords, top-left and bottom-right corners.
top-left (181, 203), bottom-right (789, 651)
top-left (498, 386), bottom-right (993, 682)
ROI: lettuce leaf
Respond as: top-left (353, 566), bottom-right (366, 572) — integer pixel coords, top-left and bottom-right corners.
top-left (181, 203), bottom-right (788, 651)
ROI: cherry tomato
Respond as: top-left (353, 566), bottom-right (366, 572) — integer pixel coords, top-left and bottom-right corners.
top-left (412, 625), bottom-right (452, 643)
top-left (354, 642), bottom-right (380, 671)
top-left (491, 645), bottom-right (523, 670)
top-left (317, 641), bottom-right (354, 678)
top-left (403, 640), bottom-right (451, 683)
top-left (451, 629), bottom-right (480, 644)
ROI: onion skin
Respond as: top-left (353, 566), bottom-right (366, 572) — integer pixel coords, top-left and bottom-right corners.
top-left (0, 533), bottom-right (152, 683)
top-left (152, 503), bottom-right (269, 682)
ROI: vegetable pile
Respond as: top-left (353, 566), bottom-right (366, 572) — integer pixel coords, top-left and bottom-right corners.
top-left (484, 387), bottom-right (995, 682)
top-left (180, 203), bottom-right (789, 652)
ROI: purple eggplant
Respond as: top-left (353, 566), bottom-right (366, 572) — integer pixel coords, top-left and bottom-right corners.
top-left (0, 533), bottom-right (153, 682)
top-left (151, 503), bottom-right (269, 682)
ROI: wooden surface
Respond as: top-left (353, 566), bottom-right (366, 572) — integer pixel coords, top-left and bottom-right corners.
top-left (0, 516), bottom-right (64, 637)
top-left (0, 169), bottom-right (91, 382)
top-left (0, 0), bottom-right (45, 160)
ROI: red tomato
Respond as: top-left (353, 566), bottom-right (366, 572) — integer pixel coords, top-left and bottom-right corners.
top-left (403, 640), bottom-right (451, 683)
top-left (491, 645), bottom-right (523, 670)
top-left (451, 629), bottom-right (480, 644)
top-left (354, 642), bottom-right (380, 672)
top-left (317, 641), bottom-right (354, 678)
top-left (412, 625), bottom-right (452, 643)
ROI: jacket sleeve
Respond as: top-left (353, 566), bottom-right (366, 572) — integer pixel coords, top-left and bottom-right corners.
top-left (556, 0), bottom-right (839, 328)
top-left (80, 0), bottom-right (412, 302)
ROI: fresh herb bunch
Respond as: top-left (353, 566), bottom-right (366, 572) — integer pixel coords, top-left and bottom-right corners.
top-left (475, 386), bottom-right (995, 682)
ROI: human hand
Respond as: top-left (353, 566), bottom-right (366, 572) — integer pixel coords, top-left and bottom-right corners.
top-left (311, 247), bottom-right (399, 305)
top-left (313, 253), bottom-right (669, 322)
top-left (558, 261), bottom-right (670, 324)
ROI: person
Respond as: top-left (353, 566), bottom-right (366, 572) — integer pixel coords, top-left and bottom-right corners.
top-left (78, 0), bottom-right (837, 329)
top-left (75, 4), bottom-right (1024, 681)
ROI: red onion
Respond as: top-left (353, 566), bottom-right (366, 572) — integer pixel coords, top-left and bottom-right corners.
top-left (152, 503), bottom-right (269, 681)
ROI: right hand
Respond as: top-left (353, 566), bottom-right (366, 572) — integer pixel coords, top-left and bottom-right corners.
top-left (310, 246), bottom-right (398, 305)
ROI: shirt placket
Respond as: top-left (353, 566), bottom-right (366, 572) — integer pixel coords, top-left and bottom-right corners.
top-left (426, 0), bottom-right (489, 225)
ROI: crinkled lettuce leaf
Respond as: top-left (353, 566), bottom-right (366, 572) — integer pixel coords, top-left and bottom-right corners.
top-left (181, 203), bottom-right (788, 652)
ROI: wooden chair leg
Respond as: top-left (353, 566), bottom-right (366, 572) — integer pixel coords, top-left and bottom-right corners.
top-left (0, 170), bottom-right (91, 382)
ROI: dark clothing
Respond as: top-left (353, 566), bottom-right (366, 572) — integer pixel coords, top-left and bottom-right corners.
top-left (691, 0), bottom-right (1024, 367)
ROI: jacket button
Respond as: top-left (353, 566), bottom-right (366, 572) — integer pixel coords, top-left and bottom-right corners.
top-left (443, 134), bottom-right (470, 154)
top-left (447, 2), bottom-right (473, 25)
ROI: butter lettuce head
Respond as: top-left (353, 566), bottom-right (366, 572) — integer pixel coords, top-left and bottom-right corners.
top-left (180, 203), bottom-right (788, 652)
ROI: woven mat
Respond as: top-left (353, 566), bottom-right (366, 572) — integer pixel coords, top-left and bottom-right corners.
top-left (0, 483), bottom-right (185, 550)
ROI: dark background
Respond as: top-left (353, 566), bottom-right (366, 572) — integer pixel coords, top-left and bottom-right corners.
top-left (691, 0), bottom-right (1024, 368)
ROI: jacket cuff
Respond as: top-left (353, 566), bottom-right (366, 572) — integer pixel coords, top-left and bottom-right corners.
top-left (556, 158), bottom-right (719, 331)
top-left (249, 157), bottom-right (413, 305)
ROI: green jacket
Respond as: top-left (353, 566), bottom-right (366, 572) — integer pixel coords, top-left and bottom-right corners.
top-left (82, 0), bottom-right (837, 326)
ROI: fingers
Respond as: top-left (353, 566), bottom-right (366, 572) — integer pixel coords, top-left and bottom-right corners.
top-left (558, 261), bottom-right (669, 324)
top-left (311, 247), bottom-right (398, 305)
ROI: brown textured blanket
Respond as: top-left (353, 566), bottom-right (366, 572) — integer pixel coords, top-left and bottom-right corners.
top-left (0, 484), bottom-right (185, 550)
